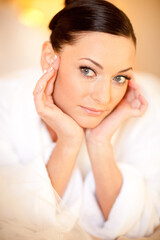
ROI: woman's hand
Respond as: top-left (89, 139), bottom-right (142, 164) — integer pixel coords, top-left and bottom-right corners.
top-left (33, 57), bottom-right (84, 146)
top-left (85, 79), bottom-right (148, 220)
top-left (85, 78), bottom-right (148, 145)
top-left (33, 57), bottom-right (84, 197)
top-left (114, 78), bottom-right (148, 118)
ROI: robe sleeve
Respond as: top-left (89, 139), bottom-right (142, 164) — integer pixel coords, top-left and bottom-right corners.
top-left (0, 75), bottom-right (86, 239)
top-left (79, 73), bottom-right (160, 240)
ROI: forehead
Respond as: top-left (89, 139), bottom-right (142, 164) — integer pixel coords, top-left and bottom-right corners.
top-left (61, 32), bottom-right (136, 72)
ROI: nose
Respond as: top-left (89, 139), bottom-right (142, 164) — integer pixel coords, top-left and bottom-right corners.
top-left (90, 78), bottom-right (111, 105)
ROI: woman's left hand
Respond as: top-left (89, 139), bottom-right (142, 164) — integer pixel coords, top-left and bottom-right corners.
top-left (85, 79), bottom-right (148, 145)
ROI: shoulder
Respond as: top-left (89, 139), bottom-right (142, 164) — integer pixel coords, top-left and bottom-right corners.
top-left (134, 72), bottom-right (160, 124)
top-left (0, 68), bottom-right (42, 90)
top-left (0, 68), bottom-right (42, 110)
top-left (131, 72), bottom-right (160, 120)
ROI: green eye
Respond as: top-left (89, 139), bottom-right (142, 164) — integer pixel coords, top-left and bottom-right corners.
top-left (113, 75), bottom-right (130, 84)
top-left (80, 67), bottom-right (95, 77)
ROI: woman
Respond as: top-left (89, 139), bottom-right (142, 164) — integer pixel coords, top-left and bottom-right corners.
top-left (0, 0), bottom-right (160, 239)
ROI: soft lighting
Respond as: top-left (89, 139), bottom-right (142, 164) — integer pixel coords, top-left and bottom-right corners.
top-left (13, 0), bottom-right (64, 28)
top-left (19, 8), bottom-right (44, 27)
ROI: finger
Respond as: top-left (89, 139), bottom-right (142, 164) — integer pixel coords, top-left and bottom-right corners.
top-left (128, 79), bottom-right (142, 93)
top-left (131, 99), bottom-right (141, 109)
top-left (131, 92), bottom-right (148, 110)
top-left (139, 93), bottom-right (148, 111)
top-left (126, 91), bottom-right (135, 102)
top-left (45, 75), bottom-right (56, 96)
top-left (33, 75), bottom-right (54, 117)
top-left (44, 70), bottom-right (57, 105)
top-left (128, 80), bottom-right (145, 103)
top-left (33, 67), bottom-right (55, 96)
top-left (33, 68), bottom-right (55, 109)
top-left (135, 89), bottom-right (140, 98)
top-left (132, 94), bottom-right (148, 116)
top-left (45, 56), bottom-right (60, 96)
top-left (43, 57), bottom-right (60, 105)
top-left (33, 56), bottom-right (59, 95)
top-left (33, 57), bottom-right (60, 110)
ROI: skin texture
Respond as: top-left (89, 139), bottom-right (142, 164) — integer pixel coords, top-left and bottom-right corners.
top-left (33, 31), bottom-right (148, 221)
top-left (53, 32), bottom-right (135, 129)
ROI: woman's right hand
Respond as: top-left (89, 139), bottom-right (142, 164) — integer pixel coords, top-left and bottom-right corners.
top-left (33, 56), bottom-right (84, 147)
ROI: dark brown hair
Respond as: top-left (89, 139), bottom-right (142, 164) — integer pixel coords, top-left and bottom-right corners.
top-left (49, 0), bottom-right (136, 52)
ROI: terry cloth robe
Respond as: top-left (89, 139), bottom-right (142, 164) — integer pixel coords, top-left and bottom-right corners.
top-left (0, 69), bottom-right (160, 240)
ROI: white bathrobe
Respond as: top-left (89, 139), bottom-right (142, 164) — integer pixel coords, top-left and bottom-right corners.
top-left (0, 69), bottom-right (160, 240)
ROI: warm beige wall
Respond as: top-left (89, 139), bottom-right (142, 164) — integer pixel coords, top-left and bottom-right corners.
top-left (110, 0), bottom-right (160, 77)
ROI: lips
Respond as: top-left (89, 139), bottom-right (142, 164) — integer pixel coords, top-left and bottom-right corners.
top-left (80, 106), bottom-right (106, 116)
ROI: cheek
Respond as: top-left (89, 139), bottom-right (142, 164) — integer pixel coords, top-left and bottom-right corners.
top-left (53, 69), bottom-right (81, 110)
top-left (54, 75), bottom-right (71, 106)
top-left (101, 85), bottom-right (127, 120)
top-left (111, 83), bottom-right (128, 107)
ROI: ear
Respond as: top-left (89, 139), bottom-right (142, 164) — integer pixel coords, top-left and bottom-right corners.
top-left (40, 41), bottom-right (57, 72)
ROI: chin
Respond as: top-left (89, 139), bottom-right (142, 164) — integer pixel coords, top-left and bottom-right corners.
top-left (74, 117), bottom-right (104, 129)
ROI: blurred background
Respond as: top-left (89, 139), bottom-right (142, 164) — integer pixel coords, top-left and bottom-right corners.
top-left (0, 0), bottom-right (160, 78)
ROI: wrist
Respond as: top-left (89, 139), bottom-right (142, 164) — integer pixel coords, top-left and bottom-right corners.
top-left (86, 140), bottom-right (114, 164)
top-left (86, 137), bottom-right (112, 147)
top-left (85, 130), bottom-right (112, 146)
top-left (58, 136), bottom-right (83, 151)
top-left (86, 137), bottom-right (113, 158)
top-left (57, 127), bottom-right (84, 145)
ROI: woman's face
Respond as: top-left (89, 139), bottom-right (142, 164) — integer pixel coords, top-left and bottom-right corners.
top-left (53, 32), bottom-right (135, 128)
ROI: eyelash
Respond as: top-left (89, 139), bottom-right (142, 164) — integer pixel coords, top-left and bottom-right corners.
top-left (79, 66), bottom-right (96, 78)
top-left (113, 75), bottom-right (131, 85)
top-left (79, 66), bottom-right (131, 84)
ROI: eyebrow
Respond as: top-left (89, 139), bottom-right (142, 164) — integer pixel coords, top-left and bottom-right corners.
top-left (79, 58), bottom-right (103, 69)
top-left (118, 67), bottom-right (133, 73)
top-left (78, 57), bottom-right (133, 73)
